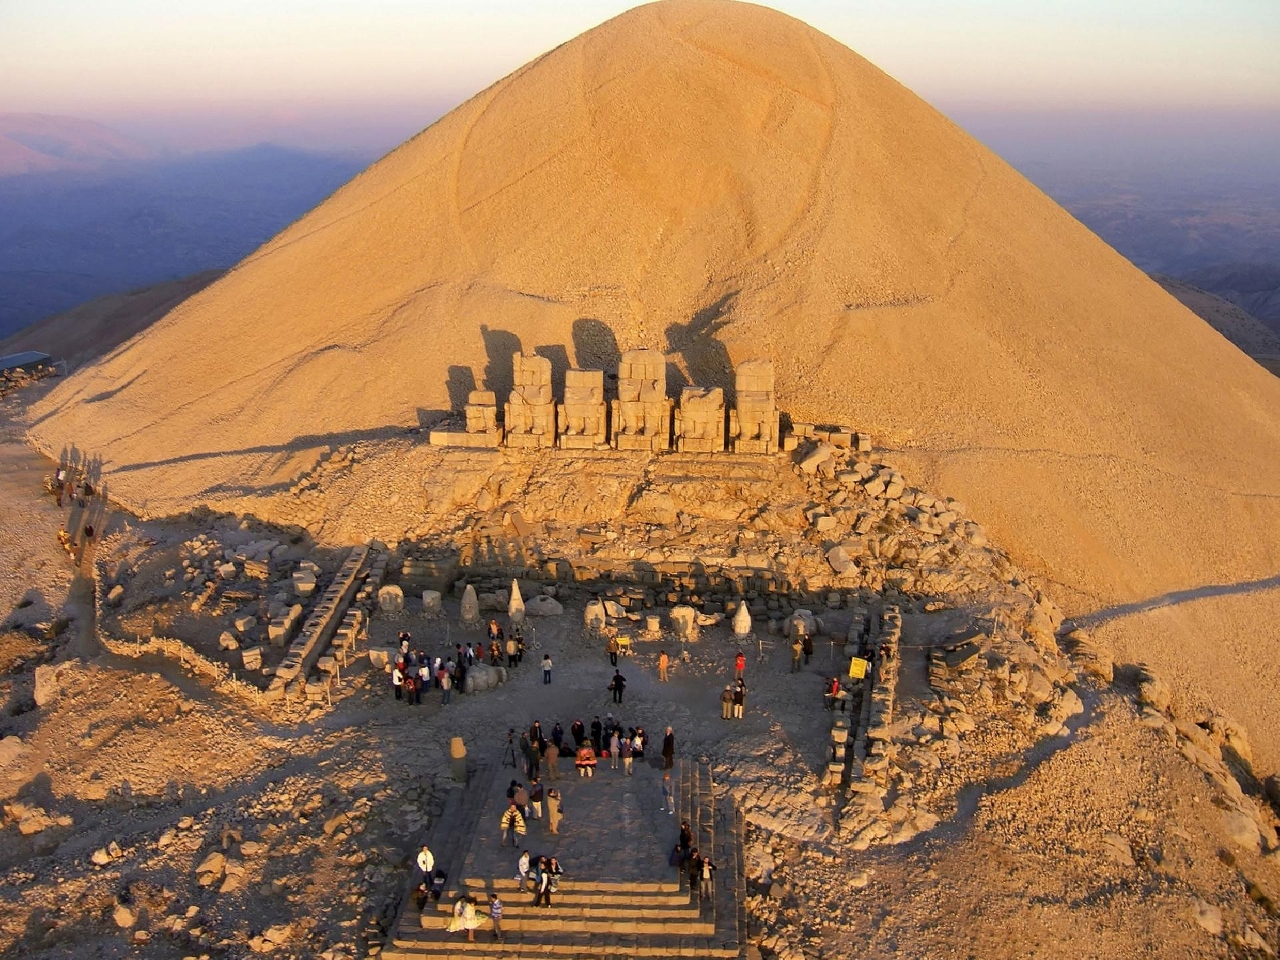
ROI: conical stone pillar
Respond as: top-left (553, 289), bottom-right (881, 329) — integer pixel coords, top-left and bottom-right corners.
top-left (508, 579), bottom-right (525, 623)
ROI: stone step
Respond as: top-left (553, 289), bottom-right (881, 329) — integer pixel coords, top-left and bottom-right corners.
top-left (394, 759), bottom-right (501, 944)
top-left (415, 913), bottom-right (714, 936)
top-left (444, 884), bottom-right (690, 908)
top-left (463, 876), bottom-right (681, 894)
top-left (386, 929), bottom-right (740, 958)
top-left (466, 900), bottom-right (700, 919)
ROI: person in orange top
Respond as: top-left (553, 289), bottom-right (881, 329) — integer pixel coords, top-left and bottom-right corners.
top-left (734, 650), bottom-right (746, 680)
top-left (658, 649), bottom-right (670, 682)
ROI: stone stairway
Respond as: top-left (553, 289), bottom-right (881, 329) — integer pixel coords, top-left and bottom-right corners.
top-left (383, 757), bottom-right (744, 959)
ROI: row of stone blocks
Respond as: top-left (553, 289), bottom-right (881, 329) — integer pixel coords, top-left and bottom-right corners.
top-left (265, 544), bottom-right (370, 701)
top-left (854, 606), bottom-right (902, 786)
top-left (429, 350), bottom-right (780, 456)
top-left (384, 759), bottom-right (742, 959)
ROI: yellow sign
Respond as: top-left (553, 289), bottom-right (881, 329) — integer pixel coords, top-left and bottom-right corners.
top-left (848, 656), bottom-right (869, 679)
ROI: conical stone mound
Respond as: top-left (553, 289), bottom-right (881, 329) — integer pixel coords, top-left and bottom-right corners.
top-left (28, 1), bottom-right (1280, 766)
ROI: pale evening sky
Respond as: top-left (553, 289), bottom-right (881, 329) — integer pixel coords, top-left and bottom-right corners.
top-left (1, 0), bottom-right (1277, 153)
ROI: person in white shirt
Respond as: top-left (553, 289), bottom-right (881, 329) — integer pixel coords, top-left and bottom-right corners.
top-left (417, 844), bottom-right (435, 876)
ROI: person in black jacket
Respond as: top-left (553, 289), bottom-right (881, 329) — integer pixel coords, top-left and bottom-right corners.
top-left (662, 726), bottom-right (675, 770)
top-left (610, 669), bottom-right (627, 704)
top-left (590, 717), bottom-right (603, 755)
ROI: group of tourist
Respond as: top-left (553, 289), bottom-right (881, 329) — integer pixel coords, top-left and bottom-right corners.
top-left (671, 819), bottom-right (717, 899)
top-left (389, 625), bottom-right (537, 705)
top-left (513, 714), bottom-right (665, 782)
top-left (719, 677), bottom-right (748, 719)
top-left (516, 850), bottom-right (564, 906)
top-left (500, 775), bottom-right (564, 842)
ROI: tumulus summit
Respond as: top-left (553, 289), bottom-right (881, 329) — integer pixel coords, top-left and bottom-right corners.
top-left (28, 0), bottom-right (1280, 766)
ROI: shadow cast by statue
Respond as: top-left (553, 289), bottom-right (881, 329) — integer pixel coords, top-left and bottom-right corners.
top-left (665, 292), bottom-right (738, 398)
top-left (446, 365), bottom-right (478, 412)
top-left (534, 344), bottom-right (571, 394)
top-left (572, 318), bottom-right (621, 377)
top-left (480, 325), bottom-right (522, 398)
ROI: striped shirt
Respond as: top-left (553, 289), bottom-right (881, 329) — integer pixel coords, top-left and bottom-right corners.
top-left (489, 897), bottom-right (503, 920)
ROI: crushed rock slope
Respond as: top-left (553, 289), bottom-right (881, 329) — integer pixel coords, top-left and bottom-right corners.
top-left (26, 1), bottom-right (1280, 766)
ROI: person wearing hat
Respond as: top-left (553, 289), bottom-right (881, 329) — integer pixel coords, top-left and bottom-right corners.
top-left (720, 685), bottom-right (733, 720)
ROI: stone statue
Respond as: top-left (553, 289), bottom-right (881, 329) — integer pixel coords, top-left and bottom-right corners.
top-left (611, 348), bottom-right (672, 451)
top-left (557, 368), bottom-right (608, 449)
top-left (729, 359), bottom-right (778, 454)
top-left (674, 386), bottom-right (726, 452)
top-left (504, 352), bottom-right (555, 448)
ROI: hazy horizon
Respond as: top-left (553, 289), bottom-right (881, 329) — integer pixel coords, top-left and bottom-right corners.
top-left (3, 0), bottom-right (1278, 157)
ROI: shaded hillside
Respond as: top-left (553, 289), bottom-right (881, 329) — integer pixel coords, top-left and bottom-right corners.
top-left (28, 0), bottom-right (1280, 770)
top-left (0, 270), bottom-right (222, 369)
top-left (1185, 262), bottom-right (1280, 334)
top-left (1154, 274), bottom-right (1280, 365)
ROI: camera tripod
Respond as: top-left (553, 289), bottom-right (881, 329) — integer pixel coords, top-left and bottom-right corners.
top-left (501, 735), bottom-right (518, 768)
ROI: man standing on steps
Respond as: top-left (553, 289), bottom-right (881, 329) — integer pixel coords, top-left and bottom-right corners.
top-left (662, 771), bottom-right (675, 814)
top-left (658, 649), bottom-right (670, 682)
top-left (610, 669), bottom-right (627, 704)
top-left (533, 856), bottom-right (554, 907)
top-left (662, 726), bottom-right (675, 770)
top-left (416, 844), bottom-right (435, 884)
top-left (699, 854), bottom-right (717, 900)
top-left (489, 892), bottom-right (504, 942)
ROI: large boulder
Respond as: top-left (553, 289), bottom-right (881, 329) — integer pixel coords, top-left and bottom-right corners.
top-left (583, 600), bottom-right (606, 632)
top-left (525, 595), bottom-right (564, 617)
top-left (464, 662), bottom-right (503, 694)
top-left (33, 661), bottom-right (77, 707)
top-left (0, 736), bottom-right (25, 769)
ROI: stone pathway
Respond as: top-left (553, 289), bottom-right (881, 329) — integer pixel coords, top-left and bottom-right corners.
top-left (462, 754), bottom-right (675, 887)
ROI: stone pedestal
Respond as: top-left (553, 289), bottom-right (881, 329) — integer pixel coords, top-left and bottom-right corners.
top-left (504, 352), bottom-right (556, 448)
top-left (674, 386), bottom-right (726, 453)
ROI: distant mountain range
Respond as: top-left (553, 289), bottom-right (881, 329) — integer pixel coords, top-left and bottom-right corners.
top-left (0, 113), bottom-right (154, 176)
top-left (0, 114), bottom-right (366, 338)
